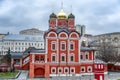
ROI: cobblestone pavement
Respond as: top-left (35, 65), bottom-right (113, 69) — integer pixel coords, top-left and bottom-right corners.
top-left (4, 71), bottom-right (120, 80)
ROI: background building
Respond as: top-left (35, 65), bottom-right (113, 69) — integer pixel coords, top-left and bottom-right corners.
top-left (0, 34), bottom-right (44, 55)
top-left (0, 33), bottom-right (7, 38)
top-left (93, 32), bottom-right (120, 53)
top-left (19, 28), bottom-right (44, 35)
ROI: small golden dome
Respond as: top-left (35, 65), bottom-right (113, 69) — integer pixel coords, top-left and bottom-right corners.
top-left (57, 9), bottom-right (67, 19)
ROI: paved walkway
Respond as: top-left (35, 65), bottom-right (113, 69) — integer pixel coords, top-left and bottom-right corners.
top-left (16, 70), bottom-right (28, 80)
top-left (7, 70), bottom-right (28, 80)
top-left (3, 71), bottom-right (120, 80)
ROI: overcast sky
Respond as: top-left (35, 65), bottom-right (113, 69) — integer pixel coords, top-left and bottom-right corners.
top-left (0, 0), bottom-right (120, 35)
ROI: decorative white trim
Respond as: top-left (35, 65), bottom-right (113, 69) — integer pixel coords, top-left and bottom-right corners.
top-left (81, 66), bottom-right (85, 72)
top-left (70, 67), bottom-right (75, 74)
top-left (57, 38), bottom-right (59, 63)
top-left (61, 53), bottom-right (66, 62)
top-left (85, 51), bottom-right (89, 60)
top-left (48, 32), bottom-right (57, 38)
top-left (64, 67), bottom-right (69, 74)
top-left (69, 32), bottom-right (79, 39)
top-left (70, 41), bottom-right (75, 51)
top-left (51, 53), bottom-right (56, 62)
top-left (51, 41), bottom-right (56, 51)
top-left (60, 41), bottom-right (66, 51)
top-left (87, 66), bottom-right (92, 72)
top-left (58, 32), bottom-right (68, 39)
top-left (69, 53), bottom-right (75, 62)
top-left (51, 67), bottom-right (56, 74)
top-left (68, 39), bottom-right (70, 63)
top-left (32, 54), bottom-right (35, 63)
top-left (58, 67), bottom-right (63, 74)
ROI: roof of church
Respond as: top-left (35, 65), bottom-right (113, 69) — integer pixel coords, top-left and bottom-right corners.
top-left (45, 27), bottom-right (79, 35)
top-left (30, 49), bottom-right (46, 53)
top-left (81, 46), bottom-right (94, 51)
top-left (94, 59), bottom-right (107, 64)
top-left (11, 52), bottom-right (23, 58)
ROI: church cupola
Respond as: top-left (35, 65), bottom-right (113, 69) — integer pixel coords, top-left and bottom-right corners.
top-left (68, 6), bottom-right (75, 29)
top-left (68, 13), bottom-right (75, 19)
top-left (49, 12), bottom-right (57, 29)
top-left (50, 13), bottom-right (57, 18)
top-left (57, 3), bottom-right (68, 27)
top-left (57, 9), bottom-right (67, 19)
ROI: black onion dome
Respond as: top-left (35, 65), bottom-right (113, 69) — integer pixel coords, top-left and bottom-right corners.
top-left (50, 13), bottom-right (57, 18)
top-left (68, 13), bottom-right (75, 19)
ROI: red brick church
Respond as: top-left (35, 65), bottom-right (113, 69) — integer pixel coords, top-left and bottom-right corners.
top-left (11, 5), bottom-right (107, 78)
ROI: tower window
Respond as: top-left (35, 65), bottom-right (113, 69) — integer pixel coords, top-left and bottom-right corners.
top-left (61, 42), bottom-right (66, 50)
top-left (70, 54), bottom-right (74, 62)
top-left (80, 55), bottom-right (83, 60)
top-left (86, 55), bottom-right (88, 59)
top-left (61, 54), bottom-right (66, 62)
top-left (62, 56), bottom-right (65, 62)
top-left (70, 42), bottom-right (74, 50)
top-left (51, 42), bottom-right (56, 50)
top-left (51, 54), bottom-right (56, 62)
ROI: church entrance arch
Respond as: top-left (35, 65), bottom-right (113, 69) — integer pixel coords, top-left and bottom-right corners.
top-left (34, 68), bottom-right (45, 77)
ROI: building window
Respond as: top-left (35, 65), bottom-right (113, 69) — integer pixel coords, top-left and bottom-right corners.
top-left (70, 54), bottom-right (74, 62)
top-left (51, 42), bottom-right (56, 50)
top-left (85, 52), bottom-right (89, 60)
top-left (51, 67), bottom-right (56, 74)
top-left (70, 42), bottom-right (74, 50)
top-left (81, 67), bottom-right (85, 72)
top-left (86, 55), bottom-right (88, 59)
top-left (51, 54), bottom-right (56, 62)
top-left (80, 55), bottom-right (83, 60)
top-left (61, 54), bottom-right (66, 62)
top-left (61, 42), bottom-right (66, 50)
top-left (35, 56), bottom-right (39, 61)
top-left (87, 66), bottom-right (92, 72)
top-left (40, 56), bottom-right (44, 62)
top-left (62, 56), bottom-right (65, 62)
top-left (70, 67), bottom-right (75, 74)
top-left (58, 68), bottom-right (63, 74)
top-left (64, 67), bottom-right (69, 74)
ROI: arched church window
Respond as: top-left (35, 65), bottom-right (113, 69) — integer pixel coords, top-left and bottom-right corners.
top-left (35, 56), bottom-right (39, 61)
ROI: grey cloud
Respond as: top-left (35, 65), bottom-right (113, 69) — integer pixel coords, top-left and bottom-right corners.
top-left (0, 0), bottom-right (120, 35)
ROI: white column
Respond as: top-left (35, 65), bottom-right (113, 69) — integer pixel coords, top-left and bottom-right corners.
top-left (32, 54), bottom-right (35, 63)
top-left (45, 54), bottom-right (47, 63)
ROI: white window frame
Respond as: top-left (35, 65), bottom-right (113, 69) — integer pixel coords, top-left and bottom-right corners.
top-left (70, 53), bottom-right (75, 62)
top-left (81, 66), bottom-right (85, 72)
top-left (51, 41), bottom-right (56, 51)
top-left (51, 53), bottom-right (56, 62)
top-left (64, 67), bottom-right (69, 74)
top-left (80, 54), bottom-right (83, 60)
top-left (87, 66), bottom-right (92, 72)
top-left (70, 67), bottom-right (75, 74)
top-left (58, 67), bottom-right (63, 74)
top-left (60, 41), bottom-right (66, 51)
top-left (70, 41), bottom-right (75, 50)
top-left (51, 67), bottom-right (56, 74)
top-left (85, 52), bottom-right (89, 60)
top-left (61, 53), bottom-right (66, 63)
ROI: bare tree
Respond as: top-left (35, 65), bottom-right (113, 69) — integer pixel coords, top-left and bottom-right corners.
top-left (96, 42), bottom-right (120, 64)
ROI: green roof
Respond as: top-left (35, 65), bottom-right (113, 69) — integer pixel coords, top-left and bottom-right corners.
top-left (68, 13), bottom-right (75, 19)
top-left (50, 13), bottom-right (57, 18)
